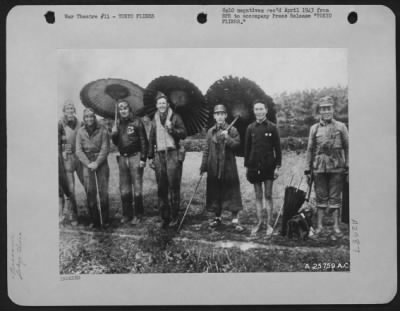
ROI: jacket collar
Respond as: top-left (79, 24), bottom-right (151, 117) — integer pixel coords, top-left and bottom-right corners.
top-left (62, 115), bottom-right (78, 129)
top-left (319, 118), bottom-right (336, 126)
top-left (120, 112), bottom-right (136, 123)
top-left (211, 122), bottom-right (228, 132)
top-left (83, 121), bottom-right (100, 135)
top-left (255, 117), bottom-right (268, 126)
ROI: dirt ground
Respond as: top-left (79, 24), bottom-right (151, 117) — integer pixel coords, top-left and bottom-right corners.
top-left (60, 150), bottom-right (350, 274)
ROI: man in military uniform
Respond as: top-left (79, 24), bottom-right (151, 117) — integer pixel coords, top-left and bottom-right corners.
top-left (111, 100), bottom-right (148, 225)
top-left (200, 104), bottom-right (243, 229)
top-left (244, 100), bottom-right (282, 236)
top-left (58, 100), bottom-right (84, 226)
top-left (148, 92), bottom-right (187, 229)
top-left (305, 96), bottom-right (349, 236)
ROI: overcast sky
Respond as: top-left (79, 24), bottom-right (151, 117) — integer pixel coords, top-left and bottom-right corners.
top-left (58, 48), bottom-right (347, 119)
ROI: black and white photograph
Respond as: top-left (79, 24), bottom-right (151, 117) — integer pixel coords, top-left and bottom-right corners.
top-left (6, 5), bottom-right (396, 306)
top-left (58, 48), bottom-right (350, 274)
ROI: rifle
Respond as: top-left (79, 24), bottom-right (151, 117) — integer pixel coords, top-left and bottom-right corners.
top-left (217, 115), bottom-right (240, 179)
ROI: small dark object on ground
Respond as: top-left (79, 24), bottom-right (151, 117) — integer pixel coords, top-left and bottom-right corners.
top-left (286, 209), bottom-right (313, 240)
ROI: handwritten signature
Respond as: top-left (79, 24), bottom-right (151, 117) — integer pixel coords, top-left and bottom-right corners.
top-left (9, 233), bottom-right (25, 280)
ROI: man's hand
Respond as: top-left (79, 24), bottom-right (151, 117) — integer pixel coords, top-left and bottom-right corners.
top-left (274, 166), bottom-right (281, 180)
top-left (64, 143), bottom-right (72, 153)
top-left (220, 130), bottom-right (228, 138)
top-left (149, 159), bottom-right (156, 170)
top-left (304, 170), bottom-right (312, 184)
top-left (140, 160), bottom-right (146, 168)
top-left (62, 151), bottom-right (67, 161)
top-left (165, 120), bottom-right (172, 130)
top-left (88, 162), bottom-right (98, 171)
top-left (217, 130), bottom-right (228, 141)
top-left (111, 124), bottom-right (118, 134)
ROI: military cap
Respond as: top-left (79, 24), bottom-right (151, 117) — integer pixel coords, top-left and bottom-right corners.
top-left (213, 104), bottom-right (227, 113)
top-left (318, 96), bottom-right (334, 107)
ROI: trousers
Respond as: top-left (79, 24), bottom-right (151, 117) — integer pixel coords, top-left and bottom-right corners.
top-left (314, 172), bottom-right (343, 209)
top-left (62, 153), bottom-right (83, 218)
top-left (118, 153), bottom-right (144, 218)
top-left (154, 149), bottom-right (181, 222)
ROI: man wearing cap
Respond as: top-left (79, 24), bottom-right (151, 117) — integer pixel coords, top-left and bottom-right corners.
top-left (305, 96), bottom-right (349, 236)
top-left (200, 104), bottom-right (243, 229)
top-left (244, 100), bottom-right (282, 236)
top-left (148, 92), bottom-right (187, 229)
top-left (76, 108), bottom-right (110, 228)
top-left (58, 100), bottom-right (84, 226)
top-left (111, 100), bottom-right (148, 225)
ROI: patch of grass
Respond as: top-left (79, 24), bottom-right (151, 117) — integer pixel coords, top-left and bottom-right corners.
top-left (60, 230), bottom-right (349, 274)
top-left (62, 150), bottom-right (349, 274)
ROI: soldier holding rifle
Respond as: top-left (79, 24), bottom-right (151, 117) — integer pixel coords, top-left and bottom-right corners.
top-left (200, 105), bottom-right (243, 228)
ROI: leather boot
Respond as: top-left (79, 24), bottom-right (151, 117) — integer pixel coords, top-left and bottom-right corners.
top-left (121, 193), bottom-right (133, 221)
top-left (134, 195), bottom-right (144, 216)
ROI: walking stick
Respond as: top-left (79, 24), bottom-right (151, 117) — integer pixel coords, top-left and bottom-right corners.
top-left (114, 103), bottom-right (118, 126)
top-left (271, 204), bottom-right (284, 235)
top-left (177, 173), bottom-right (204, 232)
top-left (94, 171), bottom-right (103, 228)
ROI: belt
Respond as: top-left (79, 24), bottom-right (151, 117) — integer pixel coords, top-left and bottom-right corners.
top-left (120, 152), bottom-right (139, 157)
top-left (156, 147), bottom-right (176, 153)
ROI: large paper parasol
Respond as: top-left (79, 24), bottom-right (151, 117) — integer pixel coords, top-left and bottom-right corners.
top-left (205, 76), bottom-right (276, 156)
top-left (80, 78), bottom-right (145, 119)
top-left (143, 75), bottom-right (208, 136)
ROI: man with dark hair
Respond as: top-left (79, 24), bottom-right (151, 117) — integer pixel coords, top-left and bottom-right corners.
top-left (76, 108), bottom-right (110, 228)
top-left (244, 100), bottom-right (282, 236)
top-left (111, 100), bottom-right (148, 225)
top-left (58, 100), bottom-right (84, 226)
top-left (305, 96), bottom-right (349, 236)
top-left (148, 92), bottom-right (187, 229)
top-left (200, 104), bottom-right (243, 229)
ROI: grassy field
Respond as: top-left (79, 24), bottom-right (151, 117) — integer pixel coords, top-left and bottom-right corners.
top-left (61, 150), bottom-right (350, 274)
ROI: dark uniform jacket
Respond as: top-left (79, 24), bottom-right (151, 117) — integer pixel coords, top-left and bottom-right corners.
top-left (244, 119), bottom-right (282, 171)
top-left (200, 123), bottom-right (243, 213)
top-left (148, 111), bottom-right (187, 159)
top-left (111, 116), bottom-right (148, 162)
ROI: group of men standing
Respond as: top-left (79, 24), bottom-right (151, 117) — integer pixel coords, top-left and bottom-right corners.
top-left (58, 93), bottom-right (349, 238)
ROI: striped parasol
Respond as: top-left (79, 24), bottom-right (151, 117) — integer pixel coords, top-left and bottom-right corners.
top-left (143, 75), bottom-right (208, 136)
top-left (80, 78), bottom-right (145, 118)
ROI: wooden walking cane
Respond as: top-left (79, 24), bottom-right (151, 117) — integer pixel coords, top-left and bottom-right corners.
top-left (94, 171), bottom-right (103, 228)
top-left (177, 173), bottom-right (204, 232)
